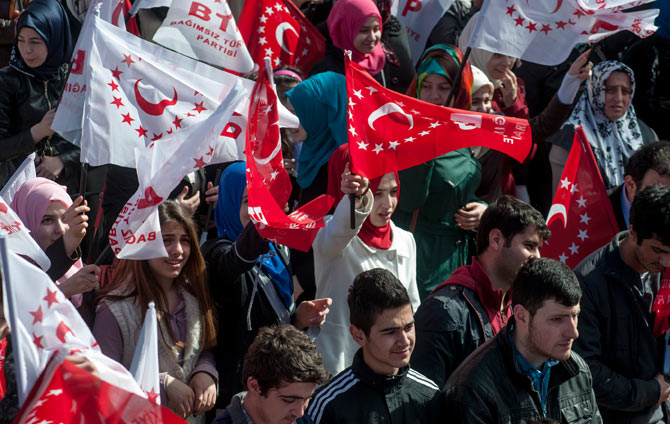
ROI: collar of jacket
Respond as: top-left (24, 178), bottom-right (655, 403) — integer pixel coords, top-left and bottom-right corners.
top-left (603, 232), bottom-right (648, 286)
top-left (351, 348), bottom-right (409, 392)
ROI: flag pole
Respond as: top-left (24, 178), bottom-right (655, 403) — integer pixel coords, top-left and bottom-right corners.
top-left (0, 238), bottom-right (28, 405)
top-left (343, 50), bottom-right (356, 230)
top-left (78, 162), bottom-right (88, 198)
top-left (200, 168), bottom-right (222, 246)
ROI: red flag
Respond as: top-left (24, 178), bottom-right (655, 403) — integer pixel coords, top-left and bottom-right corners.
top-left (238, 0), bottom-right (325, 74)
top-left (245, 67), bottom-right (333, 252)
top-left (0, 337), bottom-right (6, 401)
top-left (542, 127), bottom-right (619, 268)
top-left (344, 55), bottom-right (533, 179)
top-left (13, 356), bottom-right (185, 424)
top-left (652, 269), bottom-right (670, 337)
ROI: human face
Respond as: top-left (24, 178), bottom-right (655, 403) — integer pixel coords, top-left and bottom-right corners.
top-left (471, 85), bottom-right (492, 113)
top-left (525, 299), bottom-right (580, 365)
top-left (249, 380), bottom-right (316, 424)
top-left (147, 221), bottom-right (191, 287)
top-left (355, 304), bottom-right (414, 375)
top-left (277, 82), bottom-right (298, 112)
top-left (604, 71), bottom-right (632, 121)
top-left (499, 227), bottom-right (542, 283)
top-left (629, 230), bottom-right (670, 274)
top-left (17, 27), bottom-right (48, 69)
top-left (369, 173), bottom-right (398, 227)
top-left (353, 16), bottom-right (381, 54)
top-left (239, 187), bottom-right (250, 227)
top-left (37, 200), bottom-right (68, 250)
top-left (419, 73), bottom-right (452, 106)
top-left (486, 53), bottom-right (515, 81)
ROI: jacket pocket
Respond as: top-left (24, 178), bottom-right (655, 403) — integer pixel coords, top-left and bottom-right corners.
top-left (561, 399), bottom-right (595, 423)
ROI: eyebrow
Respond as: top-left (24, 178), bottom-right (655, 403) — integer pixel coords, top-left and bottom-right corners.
top-left (380, 321), bottom-right (414, 332)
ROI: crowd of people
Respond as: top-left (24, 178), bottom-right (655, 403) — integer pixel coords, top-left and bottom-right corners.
top-left (0, 0), bottom-right (669, 423)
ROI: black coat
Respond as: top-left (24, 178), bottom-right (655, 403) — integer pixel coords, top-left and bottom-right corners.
top-left (0, 64), bottom-right (80, 192)
top-left (443, 319), bottom-right (602, 423)
top-left (573, 233), bottom-right (667, 423)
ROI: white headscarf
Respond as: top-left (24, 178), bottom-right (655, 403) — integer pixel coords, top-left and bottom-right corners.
top-left (471, 66), bottom-right (494, 96)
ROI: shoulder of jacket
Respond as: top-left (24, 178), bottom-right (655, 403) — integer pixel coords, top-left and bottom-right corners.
top-left (405, 368), bottom-right (440, 393)
top-left (308, 369), bottom-right (360, 423)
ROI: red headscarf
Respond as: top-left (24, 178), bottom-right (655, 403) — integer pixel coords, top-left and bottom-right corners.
top-left (327, 0), bottom-right (386, 76)
top-left (327, 144), bottom-right (398, 250)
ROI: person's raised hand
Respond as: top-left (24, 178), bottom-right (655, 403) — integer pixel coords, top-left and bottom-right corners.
top-left (58, 264), bottom-right (100, 298)
top-left (294, 298), bottom-right (332, 330)
top-left (176, 185), bottom-right (200, 217)
top-left (455, 202), bottom-right (487, 231)
top-left (36, 156), bottom-right (64, 180)
top-left (204, 181), bottom-right (218, 205)
top-left (63, 196), bottom-right (89, 256)
top-left (340, 163), bottom-right (369, 197)
top-left (568, 49), bottom-right (594, 82)
top-left (500, 69), bottom-right (518, 108)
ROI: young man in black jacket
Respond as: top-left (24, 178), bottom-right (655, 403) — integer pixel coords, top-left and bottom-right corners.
top-left (307, 269), bottom-right (440, 424)
top-left (411, 196), bottom-right (549, 388)
top-left (213, 324), bottom-right (329, 424)
top-left (573, 185), bottom-right (670, 423)
top-left (443, 257), bottom-right (602, 423)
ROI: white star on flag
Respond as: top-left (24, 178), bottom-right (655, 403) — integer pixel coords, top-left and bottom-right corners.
top-left (576, 196), bottom-right (587, 208)
top-left (373, 144), bottom-right (384, 154)
top-left (265, 47), bottom-right (273, 56)
top-left (404, 136), bottom-right (415, 143)
top-left (559, 252), bottom-right (568, 263)
top-left (429, 121), bottom-right (442, 128)
top-left (273, 57), bottom-right (281, 66)
top-left (569, 242), bottom-right (580, 255)
top-left (274, 3), bottom-right (283, 11)
top-left (560, 177), bottom-right (571, 190)
top-left (388, 141), bottom-right (399, 150)
top-left (418, 130), bottom-right (431, 136)
top-left (348, 98), bottom-right (356, 108)
top-left (270, 170), bottom-right (279, 180)
top-left (258, 26), bottom-right (265, 34)
top-left (357, 140), bottom-right (368, 150)
top-left (259, 37), bottom-right (267, 45)
top-left (577, 229), bottom-right (589, 241)
top-left (571, 183), bottom-right (579, 194)
top-left (580, 213), bottom-right (591, 225)
top-left (348, 126), bottom-right (357, 136)
top-left (366, 86), bottom-right (377, 95)
top-left (260, 15), bottom-right (268, 23)
top-left (265, 6), bottom-right (273, 14)
top-left (353, 89), bottom-right (363, 99)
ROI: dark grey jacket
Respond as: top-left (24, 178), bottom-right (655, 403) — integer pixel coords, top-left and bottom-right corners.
top-left (443, 320), bottom-right (602, 423)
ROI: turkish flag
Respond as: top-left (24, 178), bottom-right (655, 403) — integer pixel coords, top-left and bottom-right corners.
top-left (13, 356), bottom-right (184, 424)
top-left (238, 0), bottom-right (325, 74)
top-left (652, 269), bottom-right (670, 337)
top-left (0, 337), bottom-right (6, 402)
top-left (541, 127), bottom-right (619, 268)
top-left (245, 68), bottom-right (334, 252)
top-left (466, 0), bottom-right (658, 66)
top-left (345, 55), bottom-right (533, 179)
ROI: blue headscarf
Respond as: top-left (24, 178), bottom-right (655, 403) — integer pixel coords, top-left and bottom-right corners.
top-left (10, 0), bottom-right (73, 81)
top-left (215, 162), bottom-right (294, 308)
top-left (286, 72), bottom-right (348, 189)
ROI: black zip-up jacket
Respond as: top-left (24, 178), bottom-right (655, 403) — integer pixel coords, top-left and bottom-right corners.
top-left (573, 233), bottom-right (667, 423)
top-left (443, 320), bottom-right (602, 423)
top-left (307, 349), bottom-right (440, 424)
top-left (0, 64), bottom-right (80, 191)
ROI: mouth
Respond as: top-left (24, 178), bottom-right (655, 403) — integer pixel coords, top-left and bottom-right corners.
top-left (165, 259), bottom-right (183, 269)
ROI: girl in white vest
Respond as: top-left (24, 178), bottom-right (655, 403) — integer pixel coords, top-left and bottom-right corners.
top-left (94, 200), bottom-right (218, 422)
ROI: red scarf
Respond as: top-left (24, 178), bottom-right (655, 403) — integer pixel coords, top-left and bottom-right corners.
top-left (327, 144), bottom-right (397, 249)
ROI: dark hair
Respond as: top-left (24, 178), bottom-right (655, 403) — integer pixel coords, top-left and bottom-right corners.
top-left (476, 195), bottom-right (550, 252)
top-left (348, 268), bottom-right (410, 335)
top-left (242, 325), bottom-right (329, 395)
top-left (624, 141), bottom-right (670, 188)
top-left (511, 257), bottom-right (581, 316)
top-left (630, 185), bottom-right (670, 246)
top-left (273, 65), bottom-right (304, 87)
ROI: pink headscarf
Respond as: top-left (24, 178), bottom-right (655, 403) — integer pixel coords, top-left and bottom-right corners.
top-left (11, 178), bottom-right (84, 300)
top-left (327, 0), bottom-right (386, 76)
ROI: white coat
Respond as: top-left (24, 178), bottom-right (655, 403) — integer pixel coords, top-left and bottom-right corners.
top-left (313, 192), bottom-right (420, 375)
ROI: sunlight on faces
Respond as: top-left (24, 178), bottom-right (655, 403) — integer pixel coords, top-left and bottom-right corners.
top-left (628, 230), bottom-right (670, 274)
top-left (604, 71), bottom-right (632, 121)
top-left (37, 200), bottom-right (68, 250)
top-left (497, 227), bottom-right (542, 282)
top-left (520, 299), bottom-right (580, 365)
top-left (471, 85), bottom-right (493, 113)
top-left (17, 27), bottom-right (48, 69)
top-left (247, 379), bottom-right (316, 424)
top-left (369, 173), bottom-right (398, 227)
top-left (486, 53), bottom-right (515, 81)
top-left (351, 304), bottom-right (415, 375)
top-left (419, 73), bottom-right (452, 106)
top-left (147, 221), bottom-right (191, 285)
top-left (625, 171), bottom-right (670, 201)
top-left (353, 16), bottom-right (381, 54)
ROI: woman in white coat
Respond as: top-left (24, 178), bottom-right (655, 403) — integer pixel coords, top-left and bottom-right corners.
top-left (313, 145), bottom-right (420, 374)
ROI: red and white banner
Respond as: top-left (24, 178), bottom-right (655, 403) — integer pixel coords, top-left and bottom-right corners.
top-left (391, 0), bottom-right (455, 65)
top-left (245, 69), bottom-right (333, 252)
top-left (152, 0), bottom-right (255, 73)
top-left (542, 127), bottom-right (619, 268)
top-left (238, 0), bottom-right (326, 74)
top-left (109, 83), bottom-right (246, 259)
top-left (14, 356), bottom-right (185, 424)
top-left (466, 0), bottom-right (658, 66)
top-left (0, 337), bottom-right (6, 402)
top-left (0, 196), bottom-right (50, 271)
top-left (652, 269), bottom-right (670, 338)
top-left (0, 152), bottom-right (36, 205)
top-left (129, 302), bottom-right (161, 404)
top-left (0, 249), bottom-right (145, 405)
top-left (345, 55), bottom-right (532, 179)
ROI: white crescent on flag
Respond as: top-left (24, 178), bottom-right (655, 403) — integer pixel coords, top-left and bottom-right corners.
top-left (368, 102), bottom-right (414, 130)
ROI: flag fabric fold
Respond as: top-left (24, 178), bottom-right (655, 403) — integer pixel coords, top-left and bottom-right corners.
top-left (109, 82), bottom-right (246, 259)
top-left (345, 55), bottom-right (532, 179)
top-left (0, 196), bottom-right (50, 271)
top-left (238, 0), bottom-right (326, 74)
top-left (541, 126), bottom-right (619, 268)
top-left (0, 153), bottom-right (36, 205)
top-left (245, 68), bottom-right (334, 252)
top-left (467, 0), bottom-right (658, 66)
top-left (129, 302), bottom-right (161, 404)
top-left (152, 0), bottom-right (255, 73)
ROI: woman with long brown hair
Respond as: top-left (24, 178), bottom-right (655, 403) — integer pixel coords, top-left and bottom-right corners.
top-left (94, 200), bottom-right (217, 422)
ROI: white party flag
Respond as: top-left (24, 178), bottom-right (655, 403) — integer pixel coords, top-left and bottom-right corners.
top-left (0, 196), bottom-right (50, 271)
top-left (130, 302), bottom-right (161, 404)
top-left (0, 153), bottom-right (36, 205)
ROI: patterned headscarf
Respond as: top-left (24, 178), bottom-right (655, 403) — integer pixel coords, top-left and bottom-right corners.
top-left (562, 61), bottom-right (642, 188)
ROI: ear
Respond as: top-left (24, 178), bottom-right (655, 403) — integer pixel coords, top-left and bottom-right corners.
top-left (247, 377), bottom-right (261, 395)
top-left (349, 325), bottom-right (367, 347)
top-left (513, 304), bottom-right (529, 328)
top-left (488, 228), bottom-right (504, 252)
top-left (628, 225), bottom-right (637, 244)
top-left (624, 175), bottom-right (637, 202)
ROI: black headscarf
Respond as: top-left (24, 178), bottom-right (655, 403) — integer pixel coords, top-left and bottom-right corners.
top-left (10, 0), bottom-right (73, 81)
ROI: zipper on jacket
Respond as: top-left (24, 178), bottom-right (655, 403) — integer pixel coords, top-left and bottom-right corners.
top-left (41, 80), bottom-right (53, 158)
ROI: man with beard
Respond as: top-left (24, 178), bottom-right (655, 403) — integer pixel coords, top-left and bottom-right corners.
top-left (573, 185), bottom-right (670, 423)
top-left (411, 196), bottom-right (549, 388)
top-left (442, 258), bottom-right (602, 423)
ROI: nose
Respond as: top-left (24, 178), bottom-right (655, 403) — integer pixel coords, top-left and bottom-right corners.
top-left (565, 318), bottom-right (579, 340)
top-left (660, 254), bottom-right (670, 268)
top-left (172, 241), bottom-right (184, 257)
top-left (292, 400), bottom-right (309, 419)
top-left (55, 219), bottom-right (67, 236)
